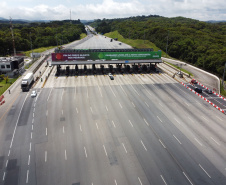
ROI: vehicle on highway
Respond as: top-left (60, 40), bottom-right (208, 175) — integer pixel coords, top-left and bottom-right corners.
top-left (109, 76), bottom-right (114, 80)
top-left (194, 87), bottom-right (202, 93)
top-left (31, 90), bottom-right (37, 97)
top-left (206, 89), bottom-right (213, 94)
top-left (191, 79), bottom-right (197, 84)
top-left (21, 72), bottom-right (34, 92)
top-left (108, 73), bottom-right (113, 77)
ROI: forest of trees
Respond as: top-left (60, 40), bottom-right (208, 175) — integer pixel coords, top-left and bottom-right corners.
top-left (92, 15), bottom-right (226, 78)
top-left (0, 20), bottom-right (86, 56)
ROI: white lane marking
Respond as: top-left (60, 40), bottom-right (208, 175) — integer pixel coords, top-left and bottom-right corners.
top-left (188, 117), bottom-right (194, 123)
top-left (8, 150), bottom-right (10, 156)
top-left (87, 88), bottom-right (89, 98)
top-left (46, 110), bottom-right (48, 116)
top-left (76, 107), bottom-right (78, 114)
top-left (90, 107), bottom-right (93, 113)
top-left (119, 102), bottom-right (123, 109)
top-left (33, 112), bottom-right (34, 118)
top-left (195, 138), bottom-right (203, 146)
top-left (47, 87), bottom-right (53, 101)
top-left (129, 120), bottom-right (134, 127)
top-left (216, 116), bottom-right (223, 121)
top-left (46, 128), bottom-right (48, 136)
top-left (61, 89), bottom-right (64, 101)
top-left (96, 122), bottom-right (99, 130)
top-left (122, 143), bottom-right (127, 153)
top-left (28, 155), bottom-right (30, 165)
top-left (63, 126), bottom-right (65, 133)
top-left (31, 132), bottom-right (33, 139)
top-left (80, 124), bottom-right (82, 132)
top-left (132, 102), bottom-right (135, 107)
top-left (84, 147), bottom-right (87, 158)
top-left (109, 86), bottom-right (116, 97)
top-left (145, 101), bottom-right (149, 107)
top-left (120, 84), bottom-right (127, 96)
top-left (138, 177), bottom-right (143, 185)
top-left (184, 102), bottom-right (189, 106)
top-left (31, 125), bottom-right (33, 131)
top-left (159, 103), bottom-right (163, 107)
top-left (105, 106), bottom-right (108, 112)
top-left (32, 118), bottom-right (34, 124)
top-left (98, 85), bottom-right (103, 97)
top-left (103, 145), bottom-right (108, 156)
top-left (159, 139), bottom-right (166, 148)
top-left (211, 137), bottom-right (220, 146)
top-left (173, 135), bottom-right (182, 145)
top-left (199, 164), bottom-right (211, 178)
top-left (130, 84), bottom-right (140, 96)
top-left (5, 160), bottom-right (8, 167)
top-left (157, 116), bottom-right (162, 123)
top-left (160, 175), bottom-right (168, 185)
top-left (45, 151), bottom-right (47, 162)
top-left (112, 121), bottom-right (116, 128)
top-left (114, 179), bottom-right (117, 185)
top-left (2, 172), bottom-right (5, 181)
top-left (29, 142), bottom-right (31, 151)
top-left (62, 109), bottom-right (63, 115)
top-left (34, 103), bottom-right (36, 107)
top-left (33, 108), bottom-right (35, 112)
top-left (143, 118), bottom-right (149, 126)
top-left (65, 150), bottom-right (67, 160)
top-left (202, 116), bottom-right (209, 122)
top-left (26, 170), bottom-right (29, 183)
top-left (183, 172), bottom-right (194, 185)
top-left (141, 140), bottom-right (147, 151)
top-left (174, 118), bottom-right (180, 124)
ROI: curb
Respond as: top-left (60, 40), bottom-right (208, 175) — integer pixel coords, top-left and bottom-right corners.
top-left (181, 82), bottom-right (225, 114)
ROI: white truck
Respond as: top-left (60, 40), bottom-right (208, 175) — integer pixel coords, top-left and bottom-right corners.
top-left (21, 72), bottom-right (34, 92)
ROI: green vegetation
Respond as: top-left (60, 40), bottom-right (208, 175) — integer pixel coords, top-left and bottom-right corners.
top-left (220, 81), bottom-right (226, 97)
top-left (80, 33), bottom-right (87, 39)
top-left (164, 61), bottom-right (193, 76)
top-left (92, 15), bottom-right (226, 79)
top-left (23, 46), bottom-right (56, 57)
top-left (0, 76), bottom-right (17, 95)
top-left (0, 20), bottom-right (86, 56)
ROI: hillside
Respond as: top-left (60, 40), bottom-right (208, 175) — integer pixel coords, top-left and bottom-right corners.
top-left (91, 15), bottom-right (226, 78)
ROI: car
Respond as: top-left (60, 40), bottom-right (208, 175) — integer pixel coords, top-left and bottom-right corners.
top-left (108, 73), bottom-right (113, 77)
top-left (194, 87), bottom-right (202, 93)
top-left (191, 79), bottom-right (197, 84)
top-left (109, 76), bottom-right (114, 80)
top-left (49, 64), bottom-right (52, 67)
top-left (206, 89), bottom-right (213, 94)
top-left (31, 90), bottom-right (37, 97)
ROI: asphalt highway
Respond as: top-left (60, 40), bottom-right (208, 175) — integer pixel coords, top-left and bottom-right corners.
top-left (0, 30), bottom-right (225, 185)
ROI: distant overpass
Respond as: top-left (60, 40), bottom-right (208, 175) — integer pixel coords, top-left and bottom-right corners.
top-left (51, 48), bottom-right (162, 65)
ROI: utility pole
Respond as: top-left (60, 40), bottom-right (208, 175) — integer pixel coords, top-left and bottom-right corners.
top-left (9, 17), bottom-right (16, 56)
top-left (222, 63), bottom-right (226, 87)
top-left (166, 30), bottom-right (169, 56)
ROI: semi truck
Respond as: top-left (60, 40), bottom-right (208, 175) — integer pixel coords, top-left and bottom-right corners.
top-left (21, 72), bottom-right (34, 92)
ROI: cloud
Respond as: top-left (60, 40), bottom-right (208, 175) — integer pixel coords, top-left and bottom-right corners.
top-left (0, 0), bottom-right (225, 21)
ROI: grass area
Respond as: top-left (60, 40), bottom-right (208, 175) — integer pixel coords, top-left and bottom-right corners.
top-left (23, 46), bottom-right (56, 57)
top-left (80, 33), bottom-right (87, 39)
top-left (220, 81), bottom-right (226, 97)
top-left (164, 61), bottom-right (193, 76)
top-left (0, 78), bottom-right (17, 95)
top-left (104, 31), bottom-right (168, 54)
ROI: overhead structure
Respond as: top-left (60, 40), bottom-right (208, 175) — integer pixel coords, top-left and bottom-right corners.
top-left (51, 48), bottom-right (162, 65)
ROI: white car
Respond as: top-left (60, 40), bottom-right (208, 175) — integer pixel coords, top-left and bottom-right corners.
top-left (108, 73), bottom-right (113, 77)
top-left (31, 90), bottom-right (37, 97)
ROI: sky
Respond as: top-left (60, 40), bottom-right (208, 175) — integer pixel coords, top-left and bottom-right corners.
top-left (0, 0), bottom-right (225, 21)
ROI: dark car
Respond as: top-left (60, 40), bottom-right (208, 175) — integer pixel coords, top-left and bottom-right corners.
top-left (195, 87), bottom-right (202, 93)
top-left (109, 76), bottom-right (114, 80)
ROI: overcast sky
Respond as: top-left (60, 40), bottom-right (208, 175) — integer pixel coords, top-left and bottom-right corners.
top-left (0, 0), bottom-right (225, 21)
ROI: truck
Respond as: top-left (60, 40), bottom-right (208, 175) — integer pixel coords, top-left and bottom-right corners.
top-left (21, 72), bottom-right (34, 92)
